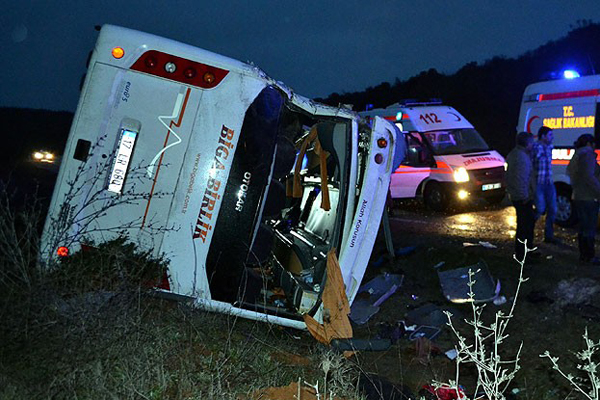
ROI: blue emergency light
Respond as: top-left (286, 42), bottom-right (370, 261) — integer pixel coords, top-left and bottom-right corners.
top-left (563, 69), bottom-right (580, 79)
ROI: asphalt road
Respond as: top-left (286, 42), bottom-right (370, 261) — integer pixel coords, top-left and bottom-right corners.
top-left (389, 203), bottom-right (518, 242)
top-left (385, 198), bottom-right (580, 253)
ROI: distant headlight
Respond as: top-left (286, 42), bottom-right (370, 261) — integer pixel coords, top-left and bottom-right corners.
top-left (504, 162), bottom-right (508, 171)
top-left (32, 151), bottom-right (55, 163)
top-left (453, 167), bottom-right (470, 183)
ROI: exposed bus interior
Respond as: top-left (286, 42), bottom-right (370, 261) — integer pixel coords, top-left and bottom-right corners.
top-left (206, 87), bottom-right (357, 319)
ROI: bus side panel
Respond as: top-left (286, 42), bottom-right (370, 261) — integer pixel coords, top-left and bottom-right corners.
top-left (42, 63), bottom-right (201, 260)
top-left (160, 74), bottom-right (269, 298)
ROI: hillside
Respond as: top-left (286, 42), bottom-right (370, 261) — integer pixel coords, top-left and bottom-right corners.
top-left (318, 21), bottom-right (600, 156)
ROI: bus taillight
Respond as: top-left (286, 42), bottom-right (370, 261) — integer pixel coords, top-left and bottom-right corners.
top-left (203, 72), bottom-right (215, 84)
top-left (130, 50), bottom-right (229, 89)
top-left (184, 67), bottom-right (197, 79)
top-left (144, 55), bottom-right (157, 68)
top-left (57, 246), bottom-right (69, 257)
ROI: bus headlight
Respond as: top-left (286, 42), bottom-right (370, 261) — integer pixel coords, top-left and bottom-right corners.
top-left (453, 167), bottom-right (470, 183)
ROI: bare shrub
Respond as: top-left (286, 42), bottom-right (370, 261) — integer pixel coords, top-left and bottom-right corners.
top-left (0, 186), bottom-right (44, 289)
top-left (441, 241), bottom-right (530, 400)
top-left (542, 328), bottom-right (600, 400)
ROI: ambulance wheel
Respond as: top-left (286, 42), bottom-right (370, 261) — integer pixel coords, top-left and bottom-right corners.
top-left (556, 186), bottom-right (577, 227)
top-left (424, 182), bottom-right (448, 211)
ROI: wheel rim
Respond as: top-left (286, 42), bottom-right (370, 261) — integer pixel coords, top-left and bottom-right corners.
top-left (556, 194), bottom-right (572, 223)
top-left (426, 185), bottom-right (444, 208)
top-left (430, 189), bottom-right (442, 205)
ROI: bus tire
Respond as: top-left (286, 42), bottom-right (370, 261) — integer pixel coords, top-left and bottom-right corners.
top-left (424, 182), bottom-right (448, 211)
top-left (556, 185), bottom-right (577, 227)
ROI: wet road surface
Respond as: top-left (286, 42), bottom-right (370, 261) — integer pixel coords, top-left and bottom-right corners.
top-left (389, 204), bottom-right (518, 242)
top-left (386, 199), bottom-right (577, 250)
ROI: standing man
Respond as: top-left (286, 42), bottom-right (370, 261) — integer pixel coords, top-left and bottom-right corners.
top-left (567, 134), bottom-right (600, 265)
top-left (506, 132), bottom-right (536, 261)
top-left (532, 126), bottom-right (559, 244)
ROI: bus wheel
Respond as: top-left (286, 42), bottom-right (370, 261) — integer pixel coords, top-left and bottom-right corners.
top-left (424, 182), bottom-right (448, 211)
top-left (556, 186), bottom-right (577, 227)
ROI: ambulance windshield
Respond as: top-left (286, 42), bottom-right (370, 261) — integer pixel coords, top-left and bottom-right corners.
top-left (422, 128), bottom-right (489, 155)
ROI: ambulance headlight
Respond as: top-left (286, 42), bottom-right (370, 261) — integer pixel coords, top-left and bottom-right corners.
top-left (453, 167), bottom-right (470, 183)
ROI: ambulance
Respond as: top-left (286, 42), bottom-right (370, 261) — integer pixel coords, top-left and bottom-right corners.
top-left (361, 102), bottom-right (506, 211)
top-left (518, 74), bottom-right (599, 226)
top-left (40, 25), bottom-right (401, 329)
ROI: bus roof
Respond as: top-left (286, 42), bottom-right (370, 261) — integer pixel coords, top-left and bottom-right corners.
top-left (98, 25), bottom-right (357, 121)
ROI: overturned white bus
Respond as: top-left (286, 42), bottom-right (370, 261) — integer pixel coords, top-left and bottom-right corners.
top-left (40, 25), bottom-right (402, 330)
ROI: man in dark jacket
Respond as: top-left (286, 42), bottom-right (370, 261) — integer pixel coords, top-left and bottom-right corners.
top-left (567, 134), bottom-right (600, 265)
top-left (506, 132), bottom-right (535, 261)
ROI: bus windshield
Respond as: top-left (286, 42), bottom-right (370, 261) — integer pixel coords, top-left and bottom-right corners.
top-left (422, 128), bottom-right (489, 155)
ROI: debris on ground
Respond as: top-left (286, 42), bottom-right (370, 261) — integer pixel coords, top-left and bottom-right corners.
top-left (493, 295), bottom-right (507, 305)
top-left (405, 303), bottom-right (448, 327)
top-left (437, 260), bottom-right (500, 303)
top-left (445, 348), bottom-right (458, 360)
top-left (419, 384), bottom-right (467, 400)
top-left (462, 241), bottom-right (497, 249)
top-left (349, 273), bottom-right (403, 324)
top-left (409, 325), bottom-right (441, 341)
top-left (375, 321), bottom-right (407, 343)
top-left (304, 250), bottom-right (353, 346)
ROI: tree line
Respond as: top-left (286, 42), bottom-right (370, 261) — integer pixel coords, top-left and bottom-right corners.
top-left (317, 20), bottom-right (600, 156)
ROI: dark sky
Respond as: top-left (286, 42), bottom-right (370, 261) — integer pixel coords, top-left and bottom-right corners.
top-left (2, 1), bottom-right (600, 112)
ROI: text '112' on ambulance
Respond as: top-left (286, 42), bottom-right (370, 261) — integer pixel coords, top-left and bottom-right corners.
top-left (361, 101), bottom-right (506, 211)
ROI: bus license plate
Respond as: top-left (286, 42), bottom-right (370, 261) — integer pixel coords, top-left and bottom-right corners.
top-left (482, 183), bottom-right (501, 191)
top-left (107, 129), bottom-right (138, 194)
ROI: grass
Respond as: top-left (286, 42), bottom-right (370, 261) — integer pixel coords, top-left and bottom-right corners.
top-left (0, 265), bottom-right (357, 399)
top-left (0, 189), bottom-right (364, 400)
top-left (12, 187), bottom-right (600, 399)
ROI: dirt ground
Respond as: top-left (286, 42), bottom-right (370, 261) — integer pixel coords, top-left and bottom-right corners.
top-left (350, 199), bottom-right (600, 400)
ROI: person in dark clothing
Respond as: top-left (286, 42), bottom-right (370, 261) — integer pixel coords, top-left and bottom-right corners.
top-left (567, 134), bottom-right (600, 265)
top-left (532, 126), bottom-right (559, 243)
top-left (506, 132), bottom-right (535, 261)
